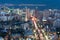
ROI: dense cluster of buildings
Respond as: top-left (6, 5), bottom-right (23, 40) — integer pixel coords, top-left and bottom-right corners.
top-left (0, 6), bottom-right (60, 40)
top-left (0, 6), bottom-right (60, 29)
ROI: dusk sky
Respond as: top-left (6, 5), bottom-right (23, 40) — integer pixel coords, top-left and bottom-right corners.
top-left (0, 0), bottom-right (60, 9)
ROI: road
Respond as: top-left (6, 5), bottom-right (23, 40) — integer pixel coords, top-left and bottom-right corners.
top-left (31, 16), bottom-right (51, 40)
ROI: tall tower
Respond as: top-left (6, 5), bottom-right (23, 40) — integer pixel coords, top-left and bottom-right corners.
top-left (34, 7), bottom-right (38, 18)
top-left (25, 7), bottom-right (30, 21)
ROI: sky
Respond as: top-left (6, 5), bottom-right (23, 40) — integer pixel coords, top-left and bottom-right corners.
top-left (0, 0), bottom-right (60, 9)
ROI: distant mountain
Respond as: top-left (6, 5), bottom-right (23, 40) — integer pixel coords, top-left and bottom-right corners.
top-left (0, 0), bottom-right (60, 10)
